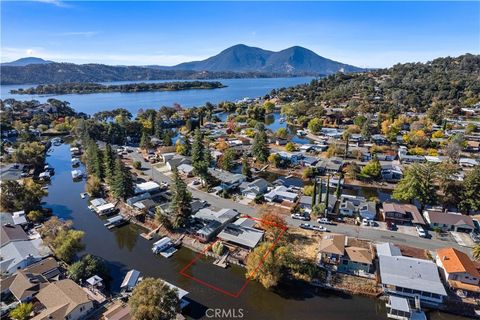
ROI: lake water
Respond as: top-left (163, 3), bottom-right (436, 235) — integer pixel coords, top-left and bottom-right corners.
top-left (0, 77), bottom-right (314, 115)
top-left (41, 143), bottom-right (466, 320)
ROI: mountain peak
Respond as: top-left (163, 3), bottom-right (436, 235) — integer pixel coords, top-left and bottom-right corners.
top-left (173, 45), bottom-right (362, 74)
top-left (2, 57), bottom-right (54, 67)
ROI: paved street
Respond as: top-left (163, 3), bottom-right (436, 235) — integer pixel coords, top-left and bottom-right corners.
top-left (128, 151), bottom-right (471, 254)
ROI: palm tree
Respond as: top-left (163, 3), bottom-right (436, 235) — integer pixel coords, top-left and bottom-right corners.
top-left (473, 244), bottom-right (480, 260)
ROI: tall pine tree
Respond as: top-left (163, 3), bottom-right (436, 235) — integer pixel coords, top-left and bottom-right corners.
top-left (103, 144), bottom-right (115, 183)
top-left (110, 158), bottom-right (134, 200)
top-left (170, 168), bottom-right (192, 228)
top-left (252, 124), bottom-right (269, 163)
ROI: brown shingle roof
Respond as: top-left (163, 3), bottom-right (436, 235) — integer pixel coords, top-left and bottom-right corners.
top-left (0, 224), bottom-right (28, 246)
top-left (345, 246), bottom-right (373, 264)
top-left (426, 210), bottom-right (474, 228)
top-left (0, 258), bottom-right (60, 300)
top-left (33, 279), bottom-right (91, 319)
top-left (318, 234), bottom-right (345, 255)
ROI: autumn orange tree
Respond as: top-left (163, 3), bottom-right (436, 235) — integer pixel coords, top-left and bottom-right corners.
top-left (259, 207), bottom-right (287, 241)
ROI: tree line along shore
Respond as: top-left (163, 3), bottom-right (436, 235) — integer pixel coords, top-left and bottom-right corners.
top-left (9, 81), bottom-right (226, 95)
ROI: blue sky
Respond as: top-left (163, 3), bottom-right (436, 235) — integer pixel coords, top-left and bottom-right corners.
top-left (1, 1), bottom-right (479, 68)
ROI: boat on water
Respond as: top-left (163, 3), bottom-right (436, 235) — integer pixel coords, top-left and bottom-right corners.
top-left (71, 169), bottom-right (83, 179)
top-left (104, 215), bottom-right (128, 229)
top-left (279, 117), bottom-right (286, 123)
top-left (80, 192), bottom-right (88, 199)
top-left (297, 129), bottom-right (307, 136)
top-left (71, 158), bottom-right (80, 167)
top-left (386, 296), bottom-right (426, 320)
top-left (152, 237), bottom-right (177, 257)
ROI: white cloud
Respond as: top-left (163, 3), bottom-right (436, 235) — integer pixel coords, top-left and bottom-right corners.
top-left (56, 31), bottom-right (99, 37)
top-left (32, 0), bottom-right (70, 8)
top-left (0, 47), bottom-right (208, 65)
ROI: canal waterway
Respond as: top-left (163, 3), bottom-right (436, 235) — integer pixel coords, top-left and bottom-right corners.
top-left (41, 143), bottom-right (466, 320)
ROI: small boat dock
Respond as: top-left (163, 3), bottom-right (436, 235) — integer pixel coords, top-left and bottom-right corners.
top-left (104, 215), bottom-right (128, 229)
top-left (213, 252), bottom-right (230, 268)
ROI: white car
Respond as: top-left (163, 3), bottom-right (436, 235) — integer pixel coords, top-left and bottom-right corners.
top-left (317, 218), bottom-right (334, 225)
top-left (416, 225), bottom-right (427, 238)
top-left (362, 218), bottom-right (369, 226)
top-left (312, 225), bottom-right (327, 232)
top-left (291, 213), bottom-right (310, 221)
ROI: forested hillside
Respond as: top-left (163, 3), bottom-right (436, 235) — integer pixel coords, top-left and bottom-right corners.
top-left (275, 54), bottom-right (480, 119)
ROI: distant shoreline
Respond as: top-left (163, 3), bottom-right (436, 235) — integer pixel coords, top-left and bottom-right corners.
top-left (10, 81), bottom-right (227, 95)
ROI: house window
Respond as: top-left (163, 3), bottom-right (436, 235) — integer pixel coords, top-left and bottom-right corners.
top-left (432, 294), bottom-right (440, 299)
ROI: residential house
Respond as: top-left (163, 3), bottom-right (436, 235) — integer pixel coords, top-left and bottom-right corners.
top-left (240, 178), bottom-right (269, 199)
top-left (0, 225), bottom-right (51, 275)
top-left (0, 258), bottom-right (61, 301)
top-left (217, 218), bottom-right (265, 251)
top-left (380, 163), bottom-right (403, 181)
top-left (134, 181), bottom-right (161, 195)
top-left (423, 209), bottom-right (475, 233)
top-left (398, 147), bottom-right (425, 164)
top-left (316, 158), bottom-right (344, 175)
top-left (381, 203), bottom-right (425, 226)
top-left (301, 156), bottom-right (319, 167)
top-left (436, 247), bottom-right (480, 293)
top-left (0, 163), bottom-right (28, 181)
top-left (337, 246), bottom-right (374, 276)
top-left (192, 208), bottom-right (239, 242)
top-left (264, 186), bottom-right (298, 203)
top-left (318, 234), bottom-right (346, 266)
top-left (371, 134), bottom-right (388, 145)
top-left (275, 151), bottom-right (304, 165)
top-left (177, 163), bottom-right (194, 177)
top-left (32, 279), bottom-right (94, 320)
top-left (299, 196), bottom-right (313, 213)
top-left (377, 243), bottom-right (447, 307)
top-left (339, 195), bottom-right (377, 220)
top-left (318, 234), bottom-right (374, 277)
top-left (273, 175), bottom-right (304, 190)
top-left (0, 211), bottom-right (27, 227)
top-left (208, 168), bottom-right (246, 191)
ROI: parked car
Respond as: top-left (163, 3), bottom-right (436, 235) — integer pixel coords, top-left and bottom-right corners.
top-left (317, 217), bottom-right (335, 225)
top-left (291, 213), bottom-right (310, 221)
top-left (300, 223), bottom-right (313, 230)
top-left (387, 221), bottom-right (397, 231)
top-left (416, 225), bottom-right (427, 238)
top-left (362, 218), bottom-right (369, 226)
top-left (312, 225), bottom-right (327, 232)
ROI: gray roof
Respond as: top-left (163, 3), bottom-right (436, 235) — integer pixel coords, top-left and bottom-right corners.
top-left (218, 223), bottom-right (264, 249)
top-left (197, 220), bottom-right (222, 237)
top-left (0, 239), bottom-right (51, 274)
top-left (376, 243), bottom-right (402, 257)
top-left (208, 168), bottom-right (245, 184)
top-left (300, 196), bottom-right (312, 205)
top-left (378, 255), bottom-right (447, 296)
top-left (388, 296), bottom-right (411, 312)
top-left (121, 269), bottom-right (140, 290)
top-left (193, 208), bottom-right (238, 224)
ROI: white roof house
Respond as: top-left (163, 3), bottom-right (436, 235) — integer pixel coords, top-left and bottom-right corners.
top-left (377, 243), bottom-right (447, 306)
top-left (134, 181), bottom-right (161, 195)
top-left (0, 238), bottom-right (51, 275)
top-left (264, 186), bottom-right (298, 203)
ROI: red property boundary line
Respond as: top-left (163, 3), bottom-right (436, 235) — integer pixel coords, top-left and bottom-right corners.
top-left (179, 215), bottom-right (287, 298)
